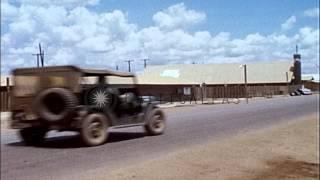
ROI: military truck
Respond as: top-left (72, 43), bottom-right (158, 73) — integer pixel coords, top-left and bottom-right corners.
top-left (10, 66), bottom-right (166, 146)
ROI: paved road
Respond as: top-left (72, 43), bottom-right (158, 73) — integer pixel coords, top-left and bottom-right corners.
top-left (1, 95), bottom-right (318, 180)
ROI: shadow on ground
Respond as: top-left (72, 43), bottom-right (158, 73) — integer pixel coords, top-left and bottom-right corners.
top-left (7, 132), bottom-right (146, 149)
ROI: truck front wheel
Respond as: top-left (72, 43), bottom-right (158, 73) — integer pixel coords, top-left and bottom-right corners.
top-left (144, 109), bottom-right (166, 135)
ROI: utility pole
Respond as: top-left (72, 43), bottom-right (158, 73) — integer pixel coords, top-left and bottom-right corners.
top-left (140, 58), bottom-right (149, 69)
top-left (124, 60), bottom-right (134, 72)
top-left (32, 43), bottom-right (44, 68)
top-left (39, 43), bottom-right (44, 67)
top-left (239, 64), bottom-right (248, 104)
top-left (244, 64), bottom-right (248, 104)
top-left (286, 72), bottom-right (289, 95)
top-left (32, 53), bottom-right (40, 67)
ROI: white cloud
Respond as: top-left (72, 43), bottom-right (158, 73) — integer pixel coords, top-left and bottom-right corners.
top-left (299, 27), bottom-right (319, 47)
top-left (1, 1), bottom-right (18, 23)
top-left (1, 2), bottom-right (319, 75)
top-left (49, 48), bottom-right (77, 66)
top-left (281, 16), bottom-right (296, 31)
top-left (304, 7), bottom-right (319, 18)
top-left (209, 32), bottom-right (230, 48)
top-left (152, 3), bottom-right (206, 30)
top-left (76, 35), bottom-right (112, 51)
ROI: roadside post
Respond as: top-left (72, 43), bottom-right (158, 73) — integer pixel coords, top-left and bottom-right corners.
top-left (240, 64), bottom-right (248, 104)
top-left (6, 77), bottom-right (10, 111)
top-left (286, 72), bottom-right (289, 96)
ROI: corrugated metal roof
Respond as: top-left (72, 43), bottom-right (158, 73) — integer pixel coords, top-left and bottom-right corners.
top-left (137, 61), bottom-right (294, 85)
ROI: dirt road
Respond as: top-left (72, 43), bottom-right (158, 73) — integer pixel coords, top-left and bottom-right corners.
top-left (1, 95), bottom-right (318, 180)
top-left (80, 114), bottom-right (319, 180)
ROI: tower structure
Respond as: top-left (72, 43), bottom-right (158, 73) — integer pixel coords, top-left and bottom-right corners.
top-left (293, 45), bottom-right (301, 85)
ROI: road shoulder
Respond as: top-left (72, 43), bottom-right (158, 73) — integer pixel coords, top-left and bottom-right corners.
top-left (80, 114), bottom-right (319, 180)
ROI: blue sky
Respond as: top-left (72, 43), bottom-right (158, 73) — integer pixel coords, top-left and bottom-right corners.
top-left (1, 0), bottom-right (319, 75)
top-left (92, 0), bottom-right (319, 36)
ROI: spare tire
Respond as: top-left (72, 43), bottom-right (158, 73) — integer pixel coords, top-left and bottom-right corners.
top-left (34, 88), bottom-right (78, 123)
top-left (85, 86), bottom-right (118, 110)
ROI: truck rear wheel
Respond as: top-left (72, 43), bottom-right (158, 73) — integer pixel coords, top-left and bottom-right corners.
top-left (145, 109), bottom-right (166, 135)
top-left (19, 127), bottom-right (47, 145)
top-left (80, 113), bottom-right (109, 146)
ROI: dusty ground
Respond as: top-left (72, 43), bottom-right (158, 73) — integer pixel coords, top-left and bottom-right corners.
top-left (79, 114), bottom-right (319, 180)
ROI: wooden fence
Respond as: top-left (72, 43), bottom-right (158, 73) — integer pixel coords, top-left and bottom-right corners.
top-left (203, 84), bottom-right (300, 99)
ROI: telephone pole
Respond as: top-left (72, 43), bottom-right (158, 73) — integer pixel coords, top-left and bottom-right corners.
top-left (32, 43), bottom-right (45, 67)
top-left (243, 64), bottom-right (248, 104)
top-left (39, 43), bottom-right (44, 67)
top-left (239, 64), bottom-right (248, 104)
top-left (32, 53), bottom-right (40, 67)
top-left (124, 60), bottom-right (134, 72)
top-left (140, 58), bottom-right (149, 69)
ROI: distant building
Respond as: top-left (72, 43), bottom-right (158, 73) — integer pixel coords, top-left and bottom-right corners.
top-left (137, 60), bottom-right (299, 98)
top-left (0, 54), bottom-right (304, 111)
